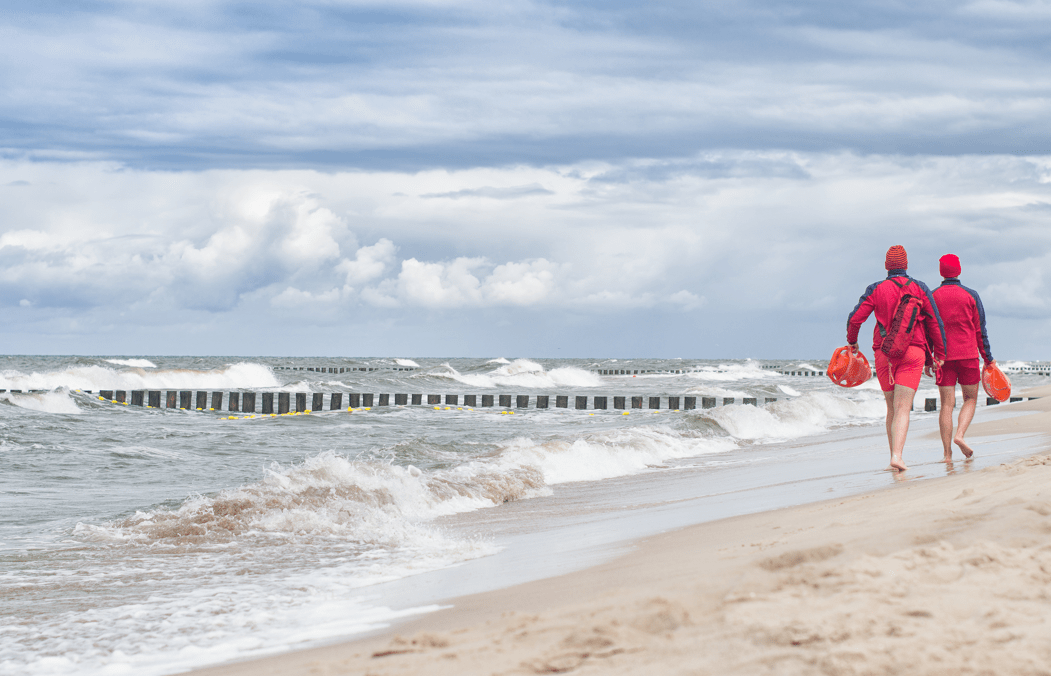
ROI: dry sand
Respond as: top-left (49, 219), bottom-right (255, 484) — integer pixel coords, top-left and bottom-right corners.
top-left (188, 389), bottom-right (1051, 676)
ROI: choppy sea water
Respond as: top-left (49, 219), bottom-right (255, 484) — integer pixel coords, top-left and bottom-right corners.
top-left (1, 356), bottom-right (1046, 676)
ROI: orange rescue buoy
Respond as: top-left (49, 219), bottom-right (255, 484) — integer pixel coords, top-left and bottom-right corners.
top-left (827, 346), bottom-right (872, 388)
top-left (981, 362), bottom-right (1012, 402)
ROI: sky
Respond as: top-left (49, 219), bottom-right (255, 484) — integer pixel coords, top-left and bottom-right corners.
top-left (2, 0), bottom-right (1050, 359)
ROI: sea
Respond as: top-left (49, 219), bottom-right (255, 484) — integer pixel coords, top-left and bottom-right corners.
top-left (1, 356), bottom-right (1048, 676)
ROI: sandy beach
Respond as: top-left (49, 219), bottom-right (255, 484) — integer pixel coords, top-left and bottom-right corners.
top-left (187, 387), bottom-right (1051, 676)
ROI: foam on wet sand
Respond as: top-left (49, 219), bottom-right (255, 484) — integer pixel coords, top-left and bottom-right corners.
top-left (186, 390), bottom-right (1051, 676)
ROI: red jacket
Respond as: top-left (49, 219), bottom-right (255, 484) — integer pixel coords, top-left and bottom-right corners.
top-left (847, 271), bottom-right (946, 361)
top-left (932, 278), bottom-right (994, 362)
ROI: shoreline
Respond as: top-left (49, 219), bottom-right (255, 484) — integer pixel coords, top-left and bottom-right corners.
top-left (186, 388), bottom-right (1051, 675)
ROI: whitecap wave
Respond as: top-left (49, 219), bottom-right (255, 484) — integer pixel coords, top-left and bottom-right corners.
top-left (486, 357), bottom-right (511, 364)
top-left (395, 359), bottom-right (420, 367)
top-left (702, 391), bottom-right (886, 442)
top-left (1, 391), bottom-right (81, 415)
top-left (0, 362), bottom-right (277, 392)
top-left (105, 358), bottom-right (157, 368)
top-left (437, 359), bottom-right (601, 389)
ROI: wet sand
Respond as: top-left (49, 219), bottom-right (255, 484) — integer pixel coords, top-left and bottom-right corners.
top-left (186, 388), bottom-right (1051, 676)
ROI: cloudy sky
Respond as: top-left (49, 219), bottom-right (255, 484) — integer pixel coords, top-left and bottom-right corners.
top-left (2, 0), bottom-right (1050, 358)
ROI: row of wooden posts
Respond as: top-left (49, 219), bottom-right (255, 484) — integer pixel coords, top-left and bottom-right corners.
top-left (89, 391), bottom-right (779, 412)
top-left (926, 396), bottom-right (1030, 410)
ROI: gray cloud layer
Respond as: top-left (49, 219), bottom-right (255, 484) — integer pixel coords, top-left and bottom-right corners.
top-left (3, 0), bottom-right (1051, 169)
top-left (3, 153), bottom-right (1049, 357)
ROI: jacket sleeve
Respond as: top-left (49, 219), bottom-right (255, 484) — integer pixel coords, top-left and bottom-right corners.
top-left (968, 288), bottom-right (994, 362)
top-left (916, 280), bottom-right (946, 361)
top-left (846, 282), bottom-right (880, 345)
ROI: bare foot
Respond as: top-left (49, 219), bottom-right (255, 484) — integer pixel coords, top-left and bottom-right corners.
top-left (954, 437), bottom-right (974, 458)
top-left (889, 456), bottom-right (907, 472)
top-left (941, 453), bottom-right (953, 463)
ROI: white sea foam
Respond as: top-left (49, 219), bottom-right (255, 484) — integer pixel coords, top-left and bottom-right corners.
top-left (703, 391), bottom-right (886, 442)
top-left (685, 361), bottom-right (776, 382)
top-left (487, 357), bottom-right (511, 364)
top-left (438, 359), bottom-right (601, 389)
top-left (104, 358), bottom-right (157, 368)
top-left (498, 427), bottom-right (736, 485)
top-left (778, 384), bottom-right (802, 396)
top-left (0, 391), bottom-right (81, 415)
top-left (395, 359), bottom-right (420, 367)
top-left (0, 362), bottom-right (277, 392)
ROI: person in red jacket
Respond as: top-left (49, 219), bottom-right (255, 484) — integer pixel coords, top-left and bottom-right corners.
top-left (932, 254), bottom-right (995, 462)
top-left (846, 245), bottom-right (946, 472)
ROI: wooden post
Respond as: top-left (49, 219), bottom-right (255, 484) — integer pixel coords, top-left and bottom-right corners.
top-left (702, 397), bottom-right (716, 409)
top-left (463, 394), bottom-right (476, 407)
top-left (744, 398), bottom-right (757, 406)
top-left (379, 394), bottom-right (390, 406)
top-left (517, 395), bottom-right (529, 408)
top-left (395, 394), bottom-right (408, 405)
top-left (242, 392), bottom-right (256, 412)
top-left (684, 396), bottom-right (696, 410)
top-left (536, 395), bottom-right (549, 408)
top-left (115, 391), bottom-right (126, 403)
top-left (593, 396), bottom-right (607, 410)
top-left (556, 395), bottom-right (568, 408)
top-left (196, 392), bottom-right (207, 410)
top-left (648, 397), bottom-right (659, 409)
top-left (362, 393), bottom-right (373, 407)
top-left (481, 395), bottom-right (494, 407)
top-left (1010, 397), bottom-right (1022, 403)
top-left (499, 394), bottom-right (512, 407)
top-left (349, 393), bottom-right (361, 408)
top-left (428, 395), bottom-right (440, 405)
top-left (925, 398), bottom-right (937, 411)
top-left (765, 398), bottom-right (777, 404)
top-left (723, 398), bottom-right (734, 406)
top-left (295, 393), bottom-right (306, 412)
top-left (262, 393), bottom-right (275, 414)
top-left (313, 393), bottom-right (324, 410)
top-left (100, 390), bottom-right (113, 400)
top-left (228, 392), bottom-right (240, 412)
top-left (987, 397), bottom-right (999, 406)
top-left (446, 394), bottom-right (458, 405)
top-left (279, 392), bottom-right (290, 414)
top-left (148, 391), bottom-right (161, 408)
top-left (212, 392), bottom-right (223, 410)
top-left (331, 393), bottom-right (343, 410)
top-left (130, 391), bottom-right (144, 406)
top-left (180, 391), bottom-right (192, 409)
top-left (575, 396), bottom-right (587, 410)
top-left (631, 396), bottom-right (643, 409)
top-left (667, 396), bottom-right (679, 409)
top-left (614, 396), bottom-right (626, 409)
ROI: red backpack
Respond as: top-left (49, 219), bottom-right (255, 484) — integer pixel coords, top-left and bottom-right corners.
top-left (880, 277), bottom-right (926, 360)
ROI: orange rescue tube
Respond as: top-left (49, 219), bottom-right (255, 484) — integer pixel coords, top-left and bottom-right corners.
top-left (827, 346), bottom-right (872, 388)
top-left (982, 362), bottom-right (1012, 402)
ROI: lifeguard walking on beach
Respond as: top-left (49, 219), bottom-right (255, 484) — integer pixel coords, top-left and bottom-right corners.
top-left (932, 254), bottom-right (995, 462)
top-left (847, 245), bottom-right (946, 471)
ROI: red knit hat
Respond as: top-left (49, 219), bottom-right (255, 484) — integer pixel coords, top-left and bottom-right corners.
top-left (940, 253), bottom-right (961, 278)
top-left (885, 245), bottom-right (907, 270)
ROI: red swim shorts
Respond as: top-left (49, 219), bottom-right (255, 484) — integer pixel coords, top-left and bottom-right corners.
top-left (936, 358), bottom-right (980, 388)
top-left (874, 345), bottom-right (925, 392)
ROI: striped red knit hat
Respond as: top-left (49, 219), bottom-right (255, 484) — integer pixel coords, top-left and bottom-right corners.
top-left (885, 245), bottom-right (907, 270)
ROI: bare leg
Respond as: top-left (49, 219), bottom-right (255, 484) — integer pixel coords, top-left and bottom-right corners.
top-left (954, 383), bottom-right (978, 458)
top-left (883, 390), bottom-right (894, 452)
top-left (889, 384), bottom-right (916, 471)
top-left (938, 385), bottom-right (956, 461)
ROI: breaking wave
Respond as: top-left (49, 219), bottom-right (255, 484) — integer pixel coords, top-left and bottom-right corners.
top-left (438, 359), bottom-right (601, 389)
top-left (0, 362), bottom-right (277, 392)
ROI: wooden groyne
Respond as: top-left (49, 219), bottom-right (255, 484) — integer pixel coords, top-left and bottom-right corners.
top-left (77, 391), bottom-right (783, 412)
